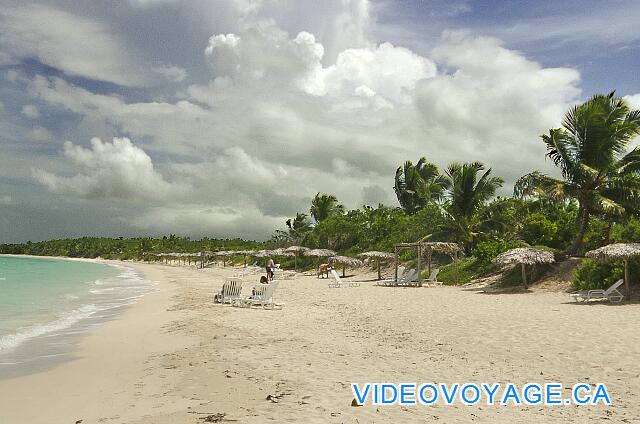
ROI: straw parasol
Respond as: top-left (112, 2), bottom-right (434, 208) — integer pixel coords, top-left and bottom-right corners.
top-left (215, 250), bottom-right (235, 267)
top-left (285, 246), bottom-right (310, 270)
top-left (271, 248), bottom-right (295, 257)
top-left (329, 255), bottom-right (363, 277)
top-left (304, 249), bottom-right (337, 273)
top-left (493, 247), bottom-right (555, 289)
top-left (305, 248), bottom-right (336, 258)
top-left (586, 243), bottom-right (640, 300)
top-left (358, 251), bottom-right (395, 280)
top-left (253, 249), bottom-right (272, 258)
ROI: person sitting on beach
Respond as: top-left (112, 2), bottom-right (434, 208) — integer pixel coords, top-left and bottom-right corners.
top-left (266, 258), bottom-right (275, 281)
top-left (252, 276), bottom-right (270, 297)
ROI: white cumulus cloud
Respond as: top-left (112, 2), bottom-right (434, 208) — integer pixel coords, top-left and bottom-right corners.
top-left (34, 137), bottom-right (179, 201)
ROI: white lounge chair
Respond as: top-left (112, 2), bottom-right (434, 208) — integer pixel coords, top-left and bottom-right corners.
top-left (378, 266), bottom-right (406, 286)
top-left (214, 277), bottom-right (243, 304)
top-left (570, 279), bottom-right (625, 303)
top-left (424, 268), bottom-right (442, 287)
top-left (329, 269), bottom-right (360, 288)
top-left (234, 280), bottom-right (284, 309)
top-left (386, 269), bottom-right (417, 287)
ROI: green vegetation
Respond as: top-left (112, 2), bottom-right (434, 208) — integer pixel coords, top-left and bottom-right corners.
top-left (515, 92), bottom-right (640, 254)
top-left (0, 236), bottom-right (260, 260)
top-left (2, 92), bottom-right (640, 291)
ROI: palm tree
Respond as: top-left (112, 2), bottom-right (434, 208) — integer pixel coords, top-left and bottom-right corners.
top-left (441, 162), bottom-right (504, 251)
top-left (286, 212), bottom-right (312, 242)
top-left (394, 157), bottom-right (448, 214)
top-left (310, 193), bottom-right (344, 223)
top-left (514, 92), bottom-right (640, 255)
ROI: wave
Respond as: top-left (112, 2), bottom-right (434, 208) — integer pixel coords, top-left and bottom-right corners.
top-left (0, 264), bottom-right (155, 355)
top-left (0, 304), bottom-right (98, 351)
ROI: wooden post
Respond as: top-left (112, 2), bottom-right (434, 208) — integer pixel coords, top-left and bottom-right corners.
top-left (377, 259), bottom-right (381, 280)
top-left (417, 244), bottom-right (422, 285)
top-left (454, 251), bottom-right (459, 285)
top-left (394, 246), bottom-right (398, 281)
top-left (625, 259), bottom-right (630, 301)
top-left (343, 264), bottom-right (346, 277)
top-left (427, 250), bottom-right (432, 275)
top-left (521, 263), bottom-right (528, 289)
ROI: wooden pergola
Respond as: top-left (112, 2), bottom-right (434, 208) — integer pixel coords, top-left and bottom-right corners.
top-left (394, 240), bottom-right (462, 285)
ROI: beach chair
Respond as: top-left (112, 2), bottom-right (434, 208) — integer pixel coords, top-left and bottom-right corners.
top-left (214, 277), bottom-right (243, 304)
top-left (234, 281), bottom-right (284, 309)
top-left (387, 269), bottom-right (417, 287)
top-left (379, 266), bottom-right (405, 286)
top-left (329, 269), bottom-right (360, 288)
top-left (424, 268), bottom-right (442, 287)
top-left (570, 279), bottom-right (625, 303)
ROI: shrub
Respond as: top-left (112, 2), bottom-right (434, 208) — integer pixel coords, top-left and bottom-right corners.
top-left (521, 213), bottom-right (557, 247)
top-left (472, 240), bottom-right (523, 267)
top-left (573, 259), bottom-right (619, 291)
top-left (437, 257), bottom-right (478, 285)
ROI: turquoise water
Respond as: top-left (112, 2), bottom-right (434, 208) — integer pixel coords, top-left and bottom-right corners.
top-left (0, 255), bottom-right (155, 378)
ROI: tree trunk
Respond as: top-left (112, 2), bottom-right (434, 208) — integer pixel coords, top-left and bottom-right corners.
top-left (625, 260), bottom-right (631, 301)
top-left (565, 207), bottom-right (590, 256)
top-left (603, 221), bottom-right (613, 245)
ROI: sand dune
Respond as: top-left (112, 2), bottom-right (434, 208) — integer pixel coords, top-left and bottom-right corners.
top-left (1, 261), bottom-right (638, 423)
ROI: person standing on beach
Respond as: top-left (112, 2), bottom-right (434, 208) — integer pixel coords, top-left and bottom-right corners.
top-left (266, 258), bottom-right (275, 281)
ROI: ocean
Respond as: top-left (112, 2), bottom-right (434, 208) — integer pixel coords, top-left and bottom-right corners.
top-left (0, 255), bottom-right (155, 378)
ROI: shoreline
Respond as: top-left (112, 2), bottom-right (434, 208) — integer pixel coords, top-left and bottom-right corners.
top-left (0, 260), bottom-right (197, 423)
top-left (1, 261), bottom-right (640, 423)
top-left (0, 255), bottom-right (155, 379)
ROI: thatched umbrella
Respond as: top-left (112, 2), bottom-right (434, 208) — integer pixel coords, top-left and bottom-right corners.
top-left (304, 249), bottom-right (336, 273)
top-left (422, 242), bottom-right (462, 272)
top-left (235, 249), bottom-right (256, 267)
top-left (493, 248), bottom-right (555, 289)
top-left (215, 250), bottom-right (235, 267)
top-left (358, 251), bottom-right (395, 280)
top-left (586, 243), bottom-right (640, 300)
top-left (329, 255), bottom-right (363, 277)
top-left (285, 246), bottom-right (310, 270)
top-left (305, 248), bottom-right (336, 258)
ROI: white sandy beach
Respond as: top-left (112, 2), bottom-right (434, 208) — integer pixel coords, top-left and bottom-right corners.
top-left (1, 261), bottom-right (639, 423)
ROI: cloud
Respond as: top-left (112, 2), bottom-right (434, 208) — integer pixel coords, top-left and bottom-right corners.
top-left (153, 64), bottom-right (188, 82)
top-left (26, 126), bottom-right (51, 142)
top-left (0, 4), bottom-right (158, 86)
top-left (624, 94), bottom-right (640, 109)
top-left (0, 195), bottom-right (14, 205)
top-left (4, 1), bottom-right (586, 241)
top-left (129, 0), bottom-right (182, 6)
top-left (33, 137), bottom-right (180, 201)
top-left (21, 104), bottom-right (40, 119)
top-left (413, 31), bottom-right (580, 181)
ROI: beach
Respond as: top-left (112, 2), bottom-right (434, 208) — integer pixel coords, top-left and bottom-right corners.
top-left (1, 261), bottom-right (639, 423)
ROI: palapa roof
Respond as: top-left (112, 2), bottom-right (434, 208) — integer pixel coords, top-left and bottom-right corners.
top-left (253, 249), bottom-right (272, 258)
top-left (358, 251), bottom-right (394, 260)
top-left (235, 250), bottom-right (255, 255)
top-left (329, 255), bottom-right (362, 267)
top-left (493, 248), bottom-right (555, 266)
top-left (270, 248), bottom-right (295, 257)
top-left (586, 243), bottom-right (640, 260)
top-left (285, 245), bottom-right (310, 253)
top-left (422, 242), bottom-right (462, 255)
top-left (305, 248), bottom-right (336, 257)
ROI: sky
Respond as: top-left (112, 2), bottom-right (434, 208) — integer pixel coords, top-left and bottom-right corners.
top-left (0, 0), bottom-right (639, 243)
